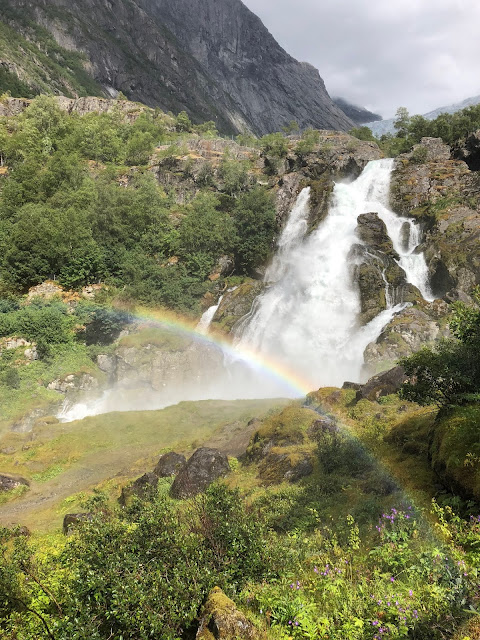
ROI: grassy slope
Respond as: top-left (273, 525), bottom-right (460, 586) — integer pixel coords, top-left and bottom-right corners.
top-left (0, 397), bottom-right (288, 531)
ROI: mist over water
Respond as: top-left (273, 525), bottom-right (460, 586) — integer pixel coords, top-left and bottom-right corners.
top-left (59, 160), bottom-right (433, 422)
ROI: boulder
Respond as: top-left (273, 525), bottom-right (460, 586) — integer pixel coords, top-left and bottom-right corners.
top-left (170, 448), bottom-right (230, 499)
top-left (258, 450), bottom-right (314, 485)
top-left (153, 452), bottom-right (186, 477)
top-left (119, 472), bottom-right (159, 506)
top-left (355, 366), bottom-right (407, 402)
top-left (0, 474), bottom-right (29, 492)
top-left (63, 512), bottom-right (94, 535)
top-left (342, 381), bottom-right (362, 391)
top-left (196, 587), bottom-right (260, 640)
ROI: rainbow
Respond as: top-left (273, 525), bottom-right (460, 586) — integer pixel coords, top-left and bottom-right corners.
top-left (129, 305), bottom-right (314, 398)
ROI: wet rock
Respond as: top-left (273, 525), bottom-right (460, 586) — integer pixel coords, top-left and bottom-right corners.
top-left (355, 366), bottom-right (407, 402)
top-left (211, 280), bottom-right (265, 333)
top-left (96, 354), bottom-right (117, 381)
top-left (0, 474), bottom-right (29, 492)
top-left (351, 213), bottom-right (416, 323)
top-left (119, 472), bottom-right (159, 506)
top-left (170, 448), bottom-right (230, 499)
top-left (153, 452), bottom-right (186, 477)
top-left (63, 512), bottom-right (94, 535)
top-left (364, 305), bottom-right (446, 371)
top-left (196, 587), bottom-right (260, 640)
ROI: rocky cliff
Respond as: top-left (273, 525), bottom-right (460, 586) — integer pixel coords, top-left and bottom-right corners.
top-left (0, 0), bottom-right (353, 134)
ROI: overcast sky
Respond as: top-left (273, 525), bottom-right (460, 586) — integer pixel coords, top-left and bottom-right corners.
top-left (242, 0), bottom-right (480, 119)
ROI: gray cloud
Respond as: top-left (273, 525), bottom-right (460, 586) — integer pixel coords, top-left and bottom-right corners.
top-left (242, 0), bottom-right (480, 118)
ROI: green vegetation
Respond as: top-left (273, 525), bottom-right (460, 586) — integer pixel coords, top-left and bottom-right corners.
top-left (1, 393), bottom-right (480, 639)
top-left (0, 5), bottom-right (103, 98)
top-left (400, 287), bottom-right (480, 406)
top-left (0, 96), bottom-right (278, 312)
top-left (351, 103), bottom-right (480, 156)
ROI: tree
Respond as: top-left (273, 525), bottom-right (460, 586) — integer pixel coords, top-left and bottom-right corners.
top-left (233, 187), bottom-right (277, 274)
top-left (393, 107), bottom-right (411, 138)
top-left (400, 288), bottom-right (480, 406)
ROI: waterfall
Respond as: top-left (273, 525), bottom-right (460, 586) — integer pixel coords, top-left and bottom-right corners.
top-left (196, 295), bottom-right (224, 334)
top-left (59, 159), bottom-right (435, 422)
top-left (235, 159), bottom-right (432, 389)
top-left (368, 159), bottom-right (434, 301)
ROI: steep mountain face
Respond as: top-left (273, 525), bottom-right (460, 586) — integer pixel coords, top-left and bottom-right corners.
top-left (0, 0), bottom-right (353, 134)
top-left (333, 97), bottom-right (381, 124)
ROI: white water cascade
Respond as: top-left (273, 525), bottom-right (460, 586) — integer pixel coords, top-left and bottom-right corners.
top-left (235, 159), bottom-right (433, 389)
top-left (196, 295), bottom-right (224, 334)
top-left (368, 159), bottom-right (434, 301)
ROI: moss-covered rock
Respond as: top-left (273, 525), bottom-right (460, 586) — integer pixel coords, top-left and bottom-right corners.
top-left (211, 280), bottom-right (265, 333)
top-left (390, 142), bottom-right (480, 302)
top-left (430, 403), bottom-right (480, 500)
top-left (246, 405), bottom-right (316, 460)
top-left (196, 587), bottom-right (262, 640)
top-left (257, 448), bottom-right (314, 485)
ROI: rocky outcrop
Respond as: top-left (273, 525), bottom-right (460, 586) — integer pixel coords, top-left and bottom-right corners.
top-left (390, 138), bottom-right (480, 302)
top-left (354, 366), bottom-right (407, 403)
top-left (47, 373), bottom-right (99, 395)
top-left (119, 472), bottom-right (159, 506)
top-left (196, 587), bottom-right (260, 640)
top-left (211, 280), bottom-right (265, 333)
top-left (3, 0), bottom-right (353, 135)
top-left (153, 452), bottom-right (186, 477)
top-left (351, 213), bottom-right (418, 323)
top-left (170, 448), bottom-right (230, 499)
top-left (0, 473), bottom-right (29, 492)
top-left (364, 301), bottom-right (450, 372)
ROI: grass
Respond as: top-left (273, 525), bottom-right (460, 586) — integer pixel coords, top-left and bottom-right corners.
top-left (0, 397), bottom-right (288, 531)
top-left (0, 343), bottom-right (102, 437)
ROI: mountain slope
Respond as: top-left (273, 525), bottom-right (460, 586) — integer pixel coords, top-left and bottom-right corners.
top-left (333, 97), bottom-right (381, 124)
top-left (0, 0), bottom-right (353, 135)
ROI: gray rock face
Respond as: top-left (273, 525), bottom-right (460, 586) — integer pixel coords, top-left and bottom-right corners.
top-left (153, 452), bottom-right (186, 477)
top-left (3, 0), bottom-right (353, 135)
top-left (0, 474), bottom-right (29, 492)
top-left (170, 447), bottom-right (230, 499)
top-left (351, 212), bottom-right (418, 324)
top-left (364, 303), bottom-right (449, 371)
top-left (355, 366), bottom-right (407, 403)
top-left (333, 97), bottom-right (382, 124)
